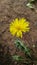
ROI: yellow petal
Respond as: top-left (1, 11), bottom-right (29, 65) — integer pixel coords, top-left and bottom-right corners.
top-left (16, 31), bottom-right (22, 38)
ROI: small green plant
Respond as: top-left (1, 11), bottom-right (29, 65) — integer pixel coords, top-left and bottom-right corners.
top-left (12, 55), bottom-right (23, 61)
top-left (12, 39), bottom-right (37, 65)
top-left (12, 55), bottom-right (33, 64)
top-left (27, 0), bottom-right (35, 9)
top-left (15, 40), bottom-right (32, 59)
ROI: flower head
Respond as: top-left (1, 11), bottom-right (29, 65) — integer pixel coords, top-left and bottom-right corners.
top-left (9, 18), bottom-right (30, 38)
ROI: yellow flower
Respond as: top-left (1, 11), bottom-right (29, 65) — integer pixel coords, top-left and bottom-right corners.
top-left (9, 18), bottom-right (30, 38)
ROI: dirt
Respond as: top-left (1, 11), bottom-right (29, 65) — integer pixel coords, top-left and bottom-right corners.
top-left (0, 0), bottom-right (37, 65)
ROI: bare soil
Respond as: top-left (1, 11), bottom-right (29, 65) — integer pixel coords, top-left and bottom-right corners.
top-left (0, 0), bottom-right (37, 65)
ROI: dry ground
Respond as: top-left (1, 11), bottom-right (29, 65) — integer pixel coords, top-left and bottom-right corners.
top-left (0, 0), bottom-right (37, 65)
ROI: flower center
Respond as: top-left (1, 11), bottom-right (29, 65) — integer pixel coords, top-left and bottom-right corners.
top-left (16, 26), bottom-right (21, 30)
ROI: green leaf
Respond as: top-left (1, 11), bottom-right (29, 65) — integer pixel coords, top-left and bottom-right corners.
top-left (12, 55), bottom-right (23, 61)
top-left (15, 39), bottom-right (25, 51)
top-left (29, 0), bottom-right (35, 3)
top-left (15, 40), bottom-right (32, 59)
top-left (12, 55), bottom-right (33, 64)
top-left (26, 3), bottom-right (34, 9)
top-left (26, 0), bottom-right (35, 9)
